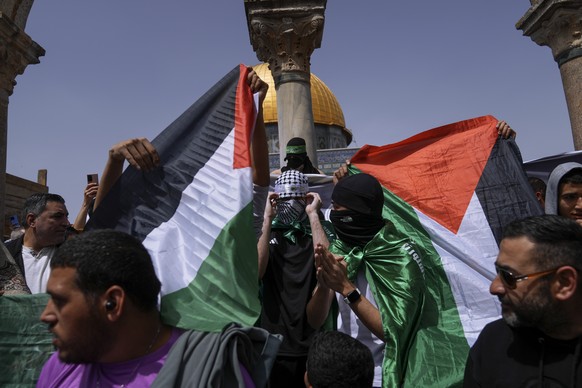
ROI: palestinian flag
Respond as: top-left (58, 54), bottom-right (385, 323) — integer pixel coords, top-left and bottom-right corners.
top-left (87, 64), bottom-right (260, 331)
top-left (348, 115), bottom-right (543, 387)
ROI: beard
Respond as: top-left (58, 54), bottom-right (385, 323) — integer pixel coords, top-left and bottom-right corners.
top-left (501, 282), bottom-right (559, 330)
top-left (56, 306), bottom-right (113, 364)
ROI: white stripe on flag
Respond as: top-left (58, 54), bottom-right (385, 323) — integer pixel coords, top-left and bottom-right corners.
top-left (143, 128), bottom-right (253, 296)
top-left (415, 193), bottom-right (501, 346)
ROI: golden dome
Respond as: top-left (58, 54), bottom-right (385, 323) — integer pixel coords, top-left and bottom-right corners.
top-left (253, 63), bottom-right (352, 144)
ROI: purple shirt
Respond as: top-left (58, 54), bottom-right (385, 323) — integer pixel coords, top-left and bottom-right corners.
top-left (37, 328), bottom-right (183, 388)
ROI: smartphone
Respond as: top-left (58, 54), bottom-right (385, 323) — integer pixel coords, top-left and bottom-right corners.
top-left (9, 215), bottom-right (20, 228)
top-left (87, 173), bottom-right (99, 184)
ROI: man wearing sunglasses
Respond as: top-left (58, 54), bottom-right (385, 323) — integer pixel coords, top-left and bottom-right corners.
top-left (464, 215), bottom-right (582, 387)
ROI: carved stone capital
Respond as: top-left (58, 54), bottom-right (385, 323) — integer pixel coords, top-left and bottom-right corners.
top-left (245, 1), bottom-right (326, 80)
top-left (0, 13), bottom-right (44, 95)
top-left (0, 0), bottom-right (35, 30)
top-left (517, 0), bottom-right (582, 64)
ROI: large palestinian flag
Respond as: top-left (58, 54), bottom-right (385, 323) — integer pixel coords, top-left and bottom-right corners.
top-left (348, 115), bottom-right (543, 387)
top-left (87, 64), bottom-right (260, 331)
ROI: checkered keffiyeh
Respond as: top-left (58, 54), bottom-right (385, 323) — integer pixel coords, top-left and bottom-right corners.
top-left (274, 170), bottom-right (308, 199)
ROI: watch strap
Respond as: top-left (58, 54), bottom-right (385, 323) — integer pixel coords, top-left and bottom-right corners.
top-left (343, 288), bottom-right (361, 304)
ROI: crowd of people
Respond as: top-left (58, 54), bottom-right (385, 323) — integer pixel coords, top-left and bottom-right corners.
top-left (2, 68), bottom-right (582, 388)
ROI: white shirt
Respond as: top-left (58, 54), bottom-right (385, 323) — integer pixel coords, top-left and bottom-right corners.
top-left (22, 246), bottom-right (56, 294)
top-left (336, 269), bottom-right (384, 387)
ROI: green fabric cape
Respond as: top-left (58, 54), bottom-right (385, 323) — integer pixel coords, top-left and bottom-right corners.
top-left (330, 223), bottom-right (426, 387)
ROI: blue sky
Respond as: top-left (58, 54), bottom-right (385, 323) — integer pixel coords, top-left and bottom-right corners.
top-left (7, 1), bottom-right (573, 217)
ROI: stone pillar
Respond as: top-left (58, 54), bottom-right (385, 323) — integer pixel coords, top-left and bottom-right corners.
top-left (245, 0), bottom-right (326, 167)
top-left (517, 0), bottom-right (582, 149)
top-left (0, 4), bottom-right (44, 237)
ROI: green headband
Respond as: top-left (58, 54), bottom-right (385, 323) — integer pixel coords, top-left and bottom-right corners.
top-left (286, 145), bottom-right (306, 154)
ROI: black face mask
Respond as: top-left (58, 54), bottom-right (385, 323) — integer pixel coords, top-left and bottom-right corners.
top-left (330, 210), bottom-right (385, 248)
top-left (275, 198), bottom-right (306, 225)
top-left (286, 156), bottom-right (305, 170)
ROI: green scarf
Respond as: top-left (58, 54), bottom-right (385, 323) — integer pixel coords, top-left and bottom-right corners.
top-left (331, 223), bottom-right (426, 388)
top-left (271, 215), bottom-right (335, 244)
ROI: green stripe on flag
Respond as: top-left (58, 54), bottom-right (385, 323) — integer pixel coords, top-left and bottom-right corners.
top-left (0, 294), bottom-right (53, 387)
top-left (160, 203), bottom-right (260, 332)
top-left (351, 166), bottom-right (469, 387)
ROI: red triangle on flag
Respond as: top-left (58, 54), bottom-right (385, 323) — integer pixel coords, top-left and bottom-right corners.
top-left (352, 115), bottom-right (499, 234)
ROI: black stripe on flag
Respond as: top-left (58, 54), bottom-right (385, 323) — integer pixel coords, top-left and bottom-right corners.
top-left (87, 65), bottom-right (242, 242)
top-left (475, 138), bottom-right (544, 245)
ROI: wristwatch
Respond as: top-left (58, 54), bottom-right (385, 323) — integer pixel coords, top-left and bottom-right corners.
top-left (343, 288), bottom-right (361, 304)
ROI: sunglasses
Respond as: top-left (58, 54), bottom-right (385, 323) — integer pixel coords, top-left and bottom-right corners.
top-left (495, 265), bottom-right (559, 289)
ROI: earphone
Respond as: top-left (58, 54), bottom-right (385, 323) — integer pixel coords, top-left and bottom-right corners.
top-left (105, 300), bottom-right (116, 311)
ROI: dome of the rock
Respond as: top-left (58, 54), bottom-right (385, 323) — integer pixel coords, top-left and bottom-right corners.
top-left (253, 63), bottom-right (352, 152)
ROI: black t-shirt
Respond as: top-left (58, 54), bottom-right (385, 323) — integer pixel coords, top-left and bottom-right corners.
top-left (465, 319), bottom-right (582, 388)
top-left (259, 230), bottom-right (318, 356)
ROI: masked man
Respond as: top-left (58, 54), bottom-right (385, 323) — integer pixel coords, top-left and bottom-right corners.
top-left (257, 170), bottom-right (333, 388)
top-left (307, 173), bottom-right (426, 387)
top-left (272, 137), bottom-right (323, 175)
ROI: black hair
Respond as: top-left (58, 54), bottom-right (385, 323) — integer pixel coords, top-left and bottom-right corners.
top-left (528, 177), bottom-right (546, 200)
top-left (502, 215), bottom-right (582, 273)
top-left (21, 193), bottom-right (66, 228)
top-left (560, 168), bottom-right (582, 186)
top-left (51, 229), bottom-right (161, 312)
top-left (306, 331), bottom-right (374, 388)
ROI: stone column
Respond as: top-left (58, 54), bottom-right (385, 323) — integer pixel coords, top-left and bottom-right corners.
top-left (0, 4), bottom-right (44, 237)
top-left (517, 0), bottom-right (582, 149)
top-left (245, 0), bottom-right (326, 167)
